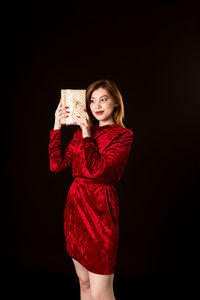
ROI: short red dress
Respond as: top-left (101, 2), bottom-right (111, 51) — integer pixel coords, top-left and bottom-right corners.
top-left (49, 123), bottom-right (134, 275)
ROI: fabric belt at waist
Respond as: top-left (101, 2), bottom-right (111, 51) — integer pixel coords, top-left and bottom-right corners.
top-left (73, 176), bottom-right (115, 186)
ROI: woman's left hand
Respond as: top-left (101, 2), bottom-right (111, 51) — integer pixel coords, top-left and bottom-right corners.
top-left (75, 109), bottom-right (92, 138)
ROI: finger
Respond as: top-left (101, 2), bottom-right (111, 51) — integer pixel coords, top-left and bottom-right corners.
top-left (59, 113), bottom-right (68, 121)
top-left (83, 115), bottom-right (89, 123)
top-left (59, 99), bottom-right (64, 108)
top-left (80, 117), bottom-right (87, 126)
top-left (58, 110), bottom-right (68, 117)
top-left (58, 109), bottom-right (64, 115)
top-left (57, 106), bottom-right (67, 114)
top-left (74, 119), bottom-right (80, 126)
top-left (56, 103), bottom-right (62, 113)
top-left (83, 111), bottom-right (89, 120)
top-left (64, 108), bottom-right (70, 113)
top-left (76, 116), bottom-right (86, 127)
top-left (76, 116), bottom-right (84, 123)
top-left (57, 99), bottom-right (62, 108)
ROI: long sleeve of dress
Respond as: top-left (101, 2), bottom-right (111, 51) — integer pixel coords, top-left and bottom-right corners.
top-left (49, 128), bottom-right (78, 172)
top-left (81, 129), bottom-right (134, 182)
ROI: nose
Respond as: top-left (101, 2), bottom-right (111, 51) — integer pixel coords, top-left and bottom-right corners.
top-left (96, 104), bottom-right (101, 109)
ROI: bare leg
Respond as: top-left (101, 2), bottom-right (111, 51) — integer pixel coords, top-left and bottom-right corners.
top-left (79, 280), bottom-right (92, 300)
top-left (72, 258), bottom-right (92, 300)
top-left (89, 270), bottom-right (116, 300)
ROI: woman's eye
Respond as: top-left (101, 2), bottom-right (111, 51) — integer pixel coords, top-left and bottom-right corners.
top-left (90, 98), bottom-right (107, 103)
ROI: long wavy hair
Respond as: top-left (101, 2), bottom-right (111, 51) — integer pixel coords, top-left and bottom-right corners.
top-left (86, 79), bottom-right (126, 128)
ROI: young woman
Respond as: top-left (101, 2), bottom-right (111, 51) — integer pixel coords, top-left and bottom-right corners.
top-left (49, 79), bottom-right (134, 300)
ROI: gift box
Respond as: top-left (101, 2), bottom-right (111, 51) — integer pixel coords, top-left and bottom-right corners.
top-left (60, 89), bottom-right (86, 125)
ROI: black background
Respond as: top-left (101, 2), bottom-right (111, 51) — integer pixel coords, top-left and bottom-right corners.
top-left (3, 0), bottom-right (200, 298)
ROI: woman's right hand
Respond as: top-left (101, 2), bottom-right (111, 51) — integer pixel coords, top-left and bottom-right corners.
top-left (53, 99), bottom-right (70, 130)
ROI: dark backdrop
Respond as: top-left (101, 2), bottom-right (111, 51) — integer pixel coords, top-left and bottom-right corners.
top-left (3, 1), bottom-right (200, 298)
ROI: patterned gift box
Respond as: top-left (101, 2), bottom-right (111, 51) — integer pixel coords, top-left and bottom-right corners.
top-left (61, 89), bottom-right (86, 125)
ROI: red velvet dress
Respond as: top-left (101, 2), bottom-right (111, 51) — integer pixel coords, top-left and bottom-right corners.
top-left (49, 123), bottom-right (134, 275)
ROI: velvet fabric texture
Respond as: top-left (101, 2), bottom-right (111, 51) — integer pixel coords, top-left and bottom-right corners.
top-left (49, 123), bottom-right (134, 274)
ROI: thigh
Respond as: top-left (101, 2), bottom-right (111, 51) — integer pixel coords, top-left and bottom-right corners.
top-left (88, 270), bottom-right (114, 296)
top-left (72, 258), bottom-right (90, 284)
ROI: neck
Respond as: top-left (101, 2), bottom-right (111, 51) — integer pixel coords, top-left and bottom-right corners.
top-left (99, 120), bottom-right (114, 127)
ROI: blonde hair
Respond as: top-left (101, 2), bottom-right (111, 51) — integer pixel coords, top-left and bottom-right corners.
top-left (86, 79), bottom-right (126, 128)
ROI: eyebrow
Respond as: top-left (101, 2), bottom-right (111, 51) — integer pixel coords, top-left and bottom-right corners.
top-left (90, 95), bottom-right (109, 99)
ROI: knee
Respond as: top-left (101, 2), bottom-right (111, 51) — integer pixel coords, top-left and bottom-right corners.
top-left (79, 277), bottom-right (90, 291)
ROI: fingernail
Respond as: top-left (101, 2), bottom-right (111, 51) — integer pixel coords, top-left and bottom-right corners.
top-left (60, 98), bottom-right (62, 101)
top-left (76, 116), bottom-right (80, 118)
top-left (84, 109), bottom-right (87, 112)
top-left (66, 111), bottom-right (70, 113)
top-left (65, 106), bottom-right (69, 108)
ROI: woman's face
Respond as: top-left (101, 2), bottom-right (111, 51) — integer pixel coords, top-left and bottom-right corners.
top-left (89, 87), bottom-right (117, 125)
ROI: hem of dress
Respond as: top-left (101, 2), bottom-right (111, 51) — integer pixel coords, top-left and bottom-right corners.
top-left (66, 251), bottom-right (116, 275)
